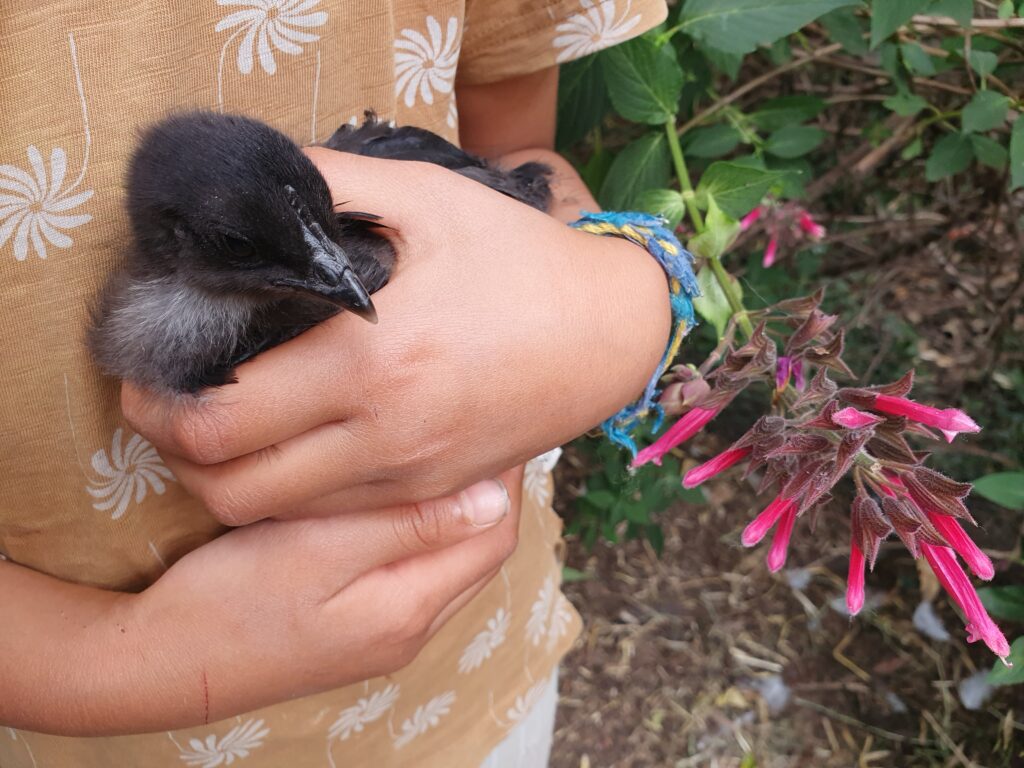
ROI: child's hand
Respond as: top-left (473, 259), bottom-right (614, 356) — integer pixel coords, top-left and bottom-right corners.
top-left (121, 150), bottom-right (670, 525)
top-left (0, 469), bottom-right (519, 735)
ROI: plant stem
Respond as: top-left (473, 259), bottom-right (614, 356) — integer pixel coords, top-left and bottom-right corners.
top-left (707, 255), bottom-right (754, 337)
top-left (664, 117), bottom-right (704, 233)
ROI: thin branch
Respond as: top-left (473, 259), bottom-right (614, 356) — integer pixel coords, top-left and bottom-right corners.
top-left (677, 42), bottom-right (843, 136)
top-left (912, 14), bottom-right (1024, 28)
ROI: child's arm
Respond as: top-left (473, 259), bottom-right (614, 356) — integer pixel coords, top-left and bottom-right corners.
top-left (1, 470), bottom-right (520, 735)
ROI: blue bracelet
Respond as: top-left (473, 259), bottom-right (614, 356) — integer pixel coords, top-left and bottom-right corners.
top-left (571, 211), bottom-right (701, 458)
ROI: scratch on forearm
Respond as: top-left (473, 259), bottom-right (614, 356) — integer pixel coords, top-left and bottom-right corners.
top-left (201, 670), bottom-right (210, 724)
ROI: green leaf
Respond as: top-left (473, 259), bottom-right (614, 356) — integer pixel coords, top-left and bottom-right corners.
top-left (901, 136), bottom-right (923, 159)
top-left (748, 95), bottom-right (827, 132)
top-left (978, 586), bottom-right (1024, 622)
top-left (1011, 118), bottom-right (1024, 191)
top-left (585, 489), bottom-right (617, 509)
top-left (679, 0), bottom-right (859, 56)
top-left (974, 472), bottom-right (1024, 510)
top-left (820, 7), bottom-right (868, 54)
top-left (998, 0), bottom-right (1014, 19)
top-left (961, 91), bottom-right (1010, 133)
top-left (697, 161), bottom-right (787, 219)
top-left (561, 566), bottom-right (592, 583)
top-left (967, 49), bottom-right (999, 78)
top-left (970, 134), bottom-right (1008, 170)
top-left (692, 262), bottom-right (736, 338)
top-left (900, 42), bottom-right (937, 75)
top-left (684, 124), bottom-right (742, 158)
top-left (604, 37), bottom-right (685, 125)
top-left (765, 156), bottom-right (812, 197)
top-left (988, 637), bottom-right (1024, 686)
top-left (556, 53), bottom-right (609, 150)
top-left (687, 195), bottom-right (741, 261)
top-left (883, 91), bottom-right (928, 116)
top-left (924, 132), bottom-right (974, 181)
top-left (927, 0), bottom-right (973, 26)
top-left (598, 132), bottom-right (671, 209)
top-left (871, 0), bottom-right (932, 48)
top-left (871, 0), bottom-right (928, 48)
top-left (579, 141), bottom-right (615, 197)
top-left (763, 125), bottom-right (826, 158)
top-left (635, 188), bottom-right (687, 228)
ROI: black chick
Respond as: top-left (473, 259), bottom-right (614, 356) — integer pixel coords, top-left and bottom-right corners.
top-left (88, 111), bottom-right (551, 394)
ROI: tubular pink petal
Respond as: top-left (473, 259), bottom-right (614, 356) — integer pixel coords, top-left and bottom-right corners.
top-left (792, 359), bottom-right (806, 391)
top-left (766, 503), bottom-right (798, 572)
top-left (741, 496), bottom-right (794, 547)
top-left (762, 235), bottom-right (779, 268)
top-left (872, 395), bottom-right (981, 441)
top-left (798, 211), bottom-right (826, 240)
top-left (832, 407), bottom-right (884, 429)
top-left (739, 205), bottom-right (763, 231)
top-left (683, 447), bottom-right (752, 489)
top-left (847, 538), bottom-right (866, 616)
top-left (926, 512), bottom-right (995, 581)
top-left (632, 407), bottom-right (718, 469)
top-left (922, 544), bottom-right (1011, 662)
top-left (775, 356), bottom-right (792, 390)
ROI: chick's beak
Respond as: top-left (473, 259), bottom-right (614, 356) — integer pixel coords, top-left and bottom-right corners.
top-left (285, 186), bottom-right (378, 324)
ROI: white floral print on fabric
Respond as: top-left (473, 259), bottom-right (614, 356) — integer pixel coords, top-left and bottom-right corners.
top-left (458, 607), bottom-right (510, 674)
top-left (87, 428), bottom-right (175, 520)
top-left (504, 678), bottom-right (550, 723)
top-left (392, 691), bottom-right (455, 749)
top-left (173, 719), bottom-right (270, 768)
top-left (394, 16), bottom-right (460, 108)
top-left (446, 97), bottom-right (458, 129)
top-left (0, 34), bottom-right (92, 263)
top-left (553, 0), bottom-right (642, 63)
top-left (524, 447), bottom-right (562, 507)
top-left (0, 147), bottom-right (92, 261)
top-left (215, 0), bottom-right (327, 76)
top-left (327, 684), bottom-right (400, 742)
top-left (526, 575), bottom-right (573, 651)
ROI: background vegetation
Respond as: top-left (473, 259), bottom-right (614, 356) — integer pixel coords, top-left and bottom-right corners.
top-left (553, 1), bottom-right (1024, 765)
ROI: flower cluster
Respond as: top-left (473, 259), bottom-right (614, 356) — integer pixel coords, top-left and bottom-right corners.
top-left (741, 202), bottom-right (826, 268)
top-left (634, 292), bottom-right (1009, 663)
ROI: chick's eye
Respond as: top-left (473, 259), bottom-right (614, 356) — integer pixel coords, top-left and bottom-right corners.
top-left (220, 234), bottom-right (255, 261)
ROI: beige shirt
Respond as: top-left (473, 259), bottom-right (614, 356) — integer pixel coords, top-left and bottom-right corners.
top-left (0, 0), bottom-right (666, 765)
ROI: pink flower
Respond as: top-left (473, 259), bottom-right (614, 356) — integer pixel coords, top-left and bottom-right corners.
top-left (798, 211), bottom-right (826, 240)
top-left (632, 407), bottom-right (718, 469)
top-left (741, 495), bottom-right (796, 547)
top-left (921, 544), bottom-right (1011, 663)
top-left (792, 359), bottom-right (805, 390)
top-left (683, 447), bottom-right (751, 489)
top-left (775, 356), bottom-right (792, 390)
top-left (762, 235), bottom-right (779, 268)
top-left (872, 395), bottom-right (981, 443)
top-left (766, 502), bottom-right (798, 572)
top-left (925, 512), bottom-right (994, 581)
top-left (740, 206), bottom-right (764, 231)
top-left (847, 538), bottom-right (866, 616)
top-left (832, 407), bottom-right (884, 430)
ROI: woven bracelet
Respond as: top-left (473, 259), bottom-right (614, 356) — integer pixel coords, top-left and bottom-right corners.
top-left (570, 211), bottom-right (701, 458)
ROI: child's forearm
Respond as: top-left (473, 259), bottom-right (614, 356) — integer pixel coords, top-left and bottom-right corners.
top-left (0, 561), bottom-right (196, 736)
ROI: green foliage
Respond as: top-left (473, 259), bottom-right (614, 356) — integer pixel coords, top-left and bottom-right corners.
top-left (979, 586), bottom-right (1024, 621)
top-left (566, 438), bottom-right (704, 551)
top-left (988, 637), bottom-right (1024, 686)
top-left (696, 162), bottom-right (787, 219)
top-left (598, 133), bottom-right (670, 209)
top-left (558, 3), bottom-right (1023, 547)
top-left (973, 472), bottom-right (1024, 510)
top-left (604, 38), bottom-right (684, 124)
top-left (678, 0), bottom-right (859, 55)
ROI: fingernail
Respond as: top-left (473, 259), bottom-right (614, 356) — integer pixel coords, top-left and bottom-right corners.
top-left (459, 479), bottom-right (509, 528)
